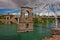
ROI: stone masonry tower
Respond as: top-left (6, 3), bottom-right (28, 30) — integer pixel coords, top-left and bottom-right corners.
top-left (18, 7), bottom-right (33, 32)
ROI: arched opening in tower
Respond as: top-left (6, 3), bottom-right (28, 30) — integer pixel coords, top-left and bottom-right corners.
top-left (26, 23), bottom-right (29, 28)
top-left (25, 10), bottom-right (29, 19)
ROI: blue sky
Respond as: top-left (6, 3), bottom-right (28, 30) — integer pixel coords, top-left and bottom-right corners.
top-left (0, 8), bottom-right (20, 14)
top-left (49, 4), bottom-right (60, 12)
top-left (0, 8), bottom-right (41, 14)
top-left (0, 4), bottom-right (60, 14)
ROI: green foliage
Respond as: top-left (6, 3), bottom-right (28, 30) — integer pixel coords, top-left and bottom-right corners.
top-left (33, 18), bottom-right (38, 23)
top-left (0, 15), bottom-right (6, 19)
top-left (0, 21), bottom-right (4, 24)
top-left (33, 18), bottom-right (54, 23)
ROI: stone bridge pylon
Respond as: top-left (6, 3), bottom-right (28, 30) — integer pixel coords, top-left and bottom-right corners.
top-left (18, 7), bottom-right (33, 32)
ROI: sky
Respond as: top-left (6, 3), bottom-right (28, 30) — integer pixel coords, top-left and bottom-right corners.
top-left (0, 0), bottom-right (60, 15)
top-left (0, 8), bottom-right (20, 14)
top-left (0, 0), bottom-right (60, 8)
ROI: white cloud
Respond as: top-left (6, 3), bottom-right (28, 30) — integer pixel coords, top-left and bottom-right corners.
top-left (11, 12), bottom-right (20, 15)
top-left (0, 0), bottom-right (18, 8)
top-left (39, 12), bottom-right (59, 16)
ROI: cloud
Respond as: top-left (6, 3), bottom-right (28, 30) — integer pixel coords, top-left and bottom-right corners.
top-left (0, 0), bottom-right (18, 8)
top-left (0, 0), bottom-right (60, 8)
top-left (0, 0), bottom-right (60, 13)
top-left (15, 0), bottom-right (60, 7)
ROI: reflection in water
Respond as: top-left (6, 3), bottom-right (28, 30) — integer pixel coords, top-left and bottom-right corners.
top-left (0, 22), bottom-right (59, 40)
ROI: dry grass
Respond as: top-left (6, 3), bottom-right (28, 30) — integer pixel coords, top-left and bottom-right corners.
top-left (44, 35), bottom-right (60, 40)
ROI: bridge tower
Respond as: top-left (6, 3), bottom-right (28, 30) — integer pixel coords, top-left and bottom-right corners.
top-left (5, 15), bottom-right (10, 24)
top-left (18, 7), bottom-right (33, 32)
